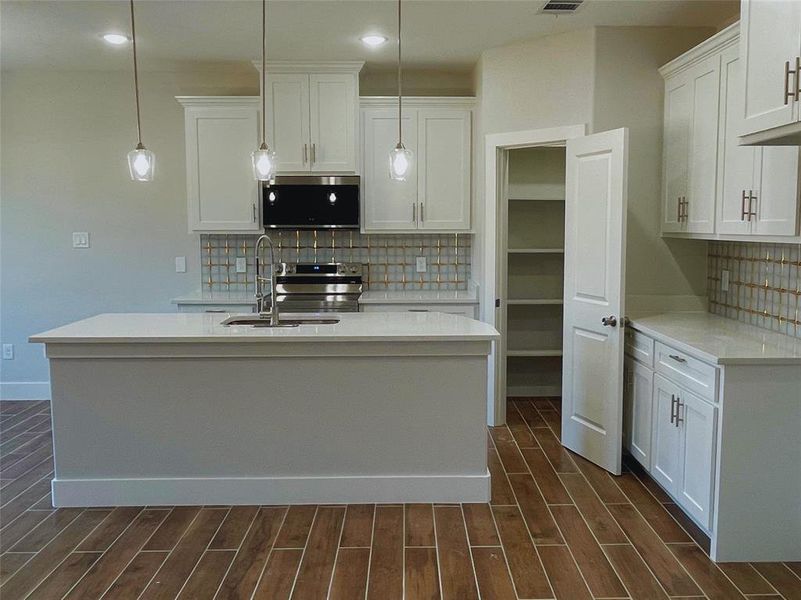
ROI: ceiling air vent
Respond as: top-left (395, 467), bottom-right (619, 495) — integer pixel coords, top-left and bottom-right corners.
top-left (539, 0), bottom-right (585, 14)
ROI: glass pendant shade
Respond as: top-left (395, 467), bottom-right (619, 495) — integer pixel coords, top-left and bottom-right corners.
top-left (252, 144), bottom-right (277, 181)
top-left (127, 145), bottom-right (155, 181)
top-left (389, 143), bottom-right (413, 181)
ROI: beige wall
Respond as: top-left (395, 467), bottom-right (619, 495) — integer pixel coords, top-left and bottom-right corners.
top-left (592, 26), bottom-right (714, 308)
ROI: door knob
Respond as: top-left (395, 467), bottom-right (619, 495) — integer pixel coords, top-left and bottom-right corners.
top-left (601, 315), bottom-right (617, 327)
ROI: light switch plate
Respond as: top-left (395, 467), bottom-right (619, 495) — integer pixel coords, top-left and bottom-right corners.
top-left (72, 232), bottom-right (90, 248)
top-left (175, 256), bottom-right (186, 273)
top-left (2, 344), bottom-right (13, 360)
top-left (416, 256), bottom-right (427, 273)
top-left (721, 269), bottom-right (730, 292)
top-left (236, 257), bottom-right (247, 273)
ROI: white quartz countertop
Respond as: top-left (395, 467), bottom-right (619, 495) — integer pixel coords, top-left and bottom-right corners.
top-left (30, 312), bottom-right (499, 344)
top-left (359, 288), bottom-right (479, 304)
top-left (172, 288), bottom-right (479, 306)
top-left (629, 312), bottom-right (801, 365)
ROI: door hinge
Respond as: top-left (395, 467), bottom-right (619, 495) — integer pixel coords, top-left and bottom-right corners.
top-left (495, 299), bottom-right (501, 308)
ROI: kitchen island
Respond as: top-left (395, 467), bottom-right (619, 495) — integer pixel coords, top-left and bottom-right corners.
top-left (31, 312), bottom-right (498, 507)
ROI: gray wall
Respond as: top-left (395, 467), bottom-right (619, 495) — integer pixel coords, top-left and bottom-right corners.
top-left (0, 67), bottom-right (256, 396)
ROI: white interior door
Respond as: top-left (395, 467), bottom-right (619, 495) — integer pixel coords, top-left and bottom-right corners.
top-left (561, 127), bottom-right (628, 475)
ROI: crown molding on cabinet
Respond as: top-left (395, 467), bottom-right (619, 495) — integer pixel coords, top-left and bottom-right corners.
top-left (175, 96), bottom-right (259, 107)
top-left (251, 60), bottom-right (365, 73)
top-left (360, 96), bottom-right (476, 107)
top-left (659, 21), bottom-right (739, 78)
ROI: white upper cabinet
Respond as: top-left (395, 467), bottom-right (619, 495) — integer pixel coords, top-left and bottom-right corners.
top-left (361, 98), bottom-right (473, 233)
top-left (662, 23), bottom-right (801, 241)
top-left (262, 63), bottom-right (362, 174)
top-left (740, 0), bottom-right (801, 142)
top-left (660, 53), bottom-right (720, 235)
top-left (177, 97), bottom-right (262, 233)
top-left (362, 108), bottom-right (418, 231)
top-left (265, 73), bottom-right (310, 173)
top-left (417, 109), bottom-right (471, 230)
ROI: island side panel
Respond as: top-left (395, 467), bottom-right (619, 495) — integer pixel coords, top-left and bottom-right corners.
top-left (712, 363), bottom-right (801, 562)
top-left (47, 348), bottom-right (490, 505)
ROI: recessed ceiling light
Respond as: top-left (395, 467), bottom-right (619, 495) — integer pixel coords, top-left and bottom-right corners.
top-left (360, 35), bottom-right (388, 48)
top-left (102, 33), bottom-right (129, 45)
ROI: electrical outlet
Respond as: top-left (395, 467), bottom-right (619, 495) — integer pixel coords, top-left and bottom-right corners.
top-left (236, 257), bottom-right (247, 273)
top-left (416, 256), bottom-right (427, 273)
top-left (72, 232), bottom-right (90, 248)
top-left (2, 344), bottom-right (13, 360)
top-left (175, 256), bottom-right (186, 273)
top-left (721, 269), bottom-right (730, 292)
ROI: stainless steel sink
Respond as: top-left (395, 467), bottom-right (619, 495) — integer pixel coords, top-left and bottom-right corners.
top-left (221, 315), bottom-right (340, 327)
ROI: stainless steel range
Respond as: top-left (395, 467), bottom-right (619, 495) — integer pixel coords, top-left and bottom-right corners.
top-left (273, 262), bottom-right (363, 313)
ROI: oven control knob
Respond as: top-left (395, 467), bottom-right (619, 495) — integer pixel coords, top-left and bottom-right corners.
top-left (350, 266), bottom-right (358, 274)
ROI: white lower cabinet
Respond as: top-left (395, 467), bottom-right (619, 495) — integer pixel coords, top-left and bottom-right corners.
top-left (623, 358), bottom-right (654, 470)
top-left (626, 338), bottom-right (718, 532)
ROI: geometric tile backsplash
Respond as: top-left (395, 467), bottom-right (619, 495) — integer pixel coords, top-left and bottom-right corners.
top-left (200, 231), bottom-right (472, 292)
top-left (707, 241), bottom-right (801, 338)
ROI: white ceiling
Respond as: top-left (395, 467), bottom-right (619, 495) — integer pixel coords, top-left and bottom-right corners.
top-left (1, 0), bottom-right (738, 72)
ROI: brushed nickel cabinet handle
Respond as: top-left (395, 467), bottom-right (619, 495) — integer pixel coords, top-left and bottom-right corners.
top-left (675, 398), bottom-right (684, 427)
top-left (669, 354), bottom-right (687, 363)
top-left (785, 60), bottom-right (792, 105)
top-left (412, 203), bottom-right (416, 223)
top-left (741, 190), bottom-right (748, 221)
top-left (682, 197), bottom-right (688, 222)
top-left (303, 144), bottom-right (308, 164)
top-left (420, 202), bottom-right (424, 223)
top-left (252, 203), bottom-right (257, 222)
top-left (670, 394), bottom-right (676, 424)
top-left (677, 197), bottom-right (681, 221)
top-left (748, 190), bottom-right (757, 221)
top-left (311, 143), bottom-right (316, 164)
top-left (796, 57), bottom-right (801, 101)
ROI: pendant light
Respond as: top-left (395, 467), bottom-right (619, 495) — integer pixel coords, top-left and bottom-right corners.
top-left (252, 0), bottom-right (277, 181)
top-left (389, 0), bottom-right (413, 181)
top-left (126, 0), bottom-right (155, 181)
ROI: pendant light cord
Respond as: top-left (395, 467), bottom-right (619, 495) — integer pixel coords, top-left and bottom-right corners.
top-left (260, 0), bottom-right (267, 148)
top-left (397, 0), bottom-right (402, 145)
top-left (130, 0), bottom-right (143, 148)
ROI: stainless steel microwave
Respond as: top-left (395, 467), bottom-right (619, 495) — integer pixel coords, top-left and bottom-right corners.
top-left (262, 176), bottom-right (360, 229)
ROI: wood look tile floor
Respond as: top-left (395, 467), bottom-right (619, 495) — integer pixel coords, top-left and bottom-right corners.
top-left (0, 398), bottom-right (799, 600)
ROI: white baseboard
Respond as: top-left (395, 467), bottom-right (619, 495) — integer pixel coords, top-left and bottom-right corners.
top-left (0, 382), bottom-right (51, 401)
top-left (52, 472), bottom-right (491, 507)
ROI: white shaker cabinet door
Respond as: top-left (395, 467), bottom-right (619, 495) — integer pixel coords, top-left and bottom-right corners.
top-left (624, 358), bottom-right (654, 471)
top-left (676, 390), bottom-right (717, 531)
top-left (309, 73), bottom-right (357, 173)
top-left (740, 0), bottom-right (801, 137)
top-left (362, 108), bottom-right (418, 231)
top-left (662, 73), bottom-right (691, 233)
top-left (185, 104), bottom-right (261, 232)
top-left (265, 73), bottom-right (310, 173)
top-left (753, 146), bottom-right (800, 236)
top-left (718, 45), bottom-right (758, 235)
top-left (651, 374), bottom-right (682, 495)
top-left (686, 55), bottom-right (721, 235)
top-left (417, 109), bottom-right (471, 231)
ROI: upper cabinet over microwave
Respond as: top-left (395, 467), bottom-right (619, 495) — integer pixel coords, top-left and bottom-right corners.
top-left (258, 62), bottom-right (363, 174)
top-left (739, 0), bottom-right (801, 145)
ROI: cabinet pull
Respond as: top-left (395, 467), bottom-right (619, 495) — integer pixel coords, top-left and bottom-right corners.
top-left (675, 398), bottom-right (684, 427)
top-left (408, 309), bottom-right (429, 312)
top-left (748, 190), bottom-right (757, 221)
top-left (252, 203), bottom-right (257, 222)
top-left (796, 57), bottom-right (801, 101)
top-left (682, 197), bottom-right (688, 222)
top-left (668, 354), bottom-right (687, 364)
top-left (303, 144), bottom-right (308, 164)
top-left (741, 190), bottom-right (748, 221)
top-left (677, 197), bottom-right (681, 221)
top-left (412, 203), bottom-right (417, 223)
top-left (670, 394), bottom-right (677, 424)
top-left (420, 202), bottom-right (424, 223)
top-left (785, 58), bottom-right (800, 104)
top-left (311, 143), bottom-right (316, 164)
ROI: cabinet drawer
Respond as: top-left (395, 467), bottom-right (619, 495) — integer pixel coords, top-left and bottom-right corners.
top-left (654, 342), bottom-right (717, 402)
top-left (625, 329), bottom-right (654, 367)
top-left (360, 303), bottom-right (478, 319)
